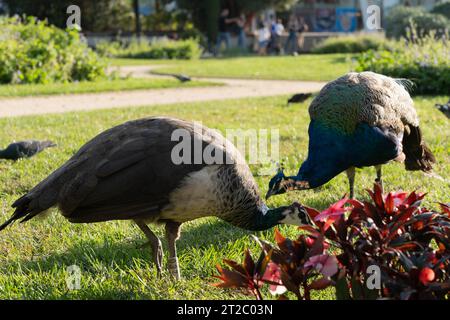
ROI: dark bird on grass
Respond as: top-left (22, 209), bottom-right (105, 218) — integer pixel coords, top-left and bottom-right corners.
top-left (266, 72), bottom-right (436, 200)
top-left (0, 117), bottom-right (312, 279)
top-left (287, 93), bottom-right (312, 105)
top-left (435, 100), bottom-right (450, 119)
top-left (152, 71), bottom-right (191, 83)
top-left (172, 74), bottom-right (192, 83)
top-left (0, 140), bottom-right (56, 161)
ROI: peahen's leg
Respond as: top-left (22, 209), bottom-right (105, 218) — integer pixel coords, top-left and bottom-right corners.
top-left (375, 165), bottom-right (383, 192)
top-left (135, 219), bottom-right (163, 274)
top-left (346, 167), bottom-right (356, 199)
top-left (165, 221), bottom-right (182, 280)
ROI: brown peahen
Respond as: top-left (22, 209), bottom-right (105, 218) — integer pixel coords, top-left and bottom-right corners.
top-left (0, 117), bottom-right (311, 279)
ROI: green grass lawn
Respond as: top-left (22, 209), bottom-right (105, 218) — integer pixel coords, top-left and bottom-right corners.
top-left (0, 78), bottom-right (215, 98)
top-left (111, 53), bottom-right (355, 81)
top-left (0, 94), bottom-right (448, 299)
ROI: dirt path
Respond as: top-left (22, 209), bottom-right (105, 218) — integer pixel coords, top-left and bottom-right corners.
top-left (0, 65), bottom-right (326, 118)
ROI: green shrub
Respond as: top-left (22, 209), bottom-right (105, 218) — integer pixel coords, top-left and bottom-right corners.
top-left (4, 0), bottom-right (135, 33)
top-left (312, 34), bottom-right (390, 53)
top-left (0, 16), bottom-right (106, 84)
top-left (356, 30), bottom-right (450, 95)
top-left (95, 38), bottom-right (202, 60)
top-left (431, 1), bottom-right (450, 20)
top-left (385, 6), bottom-right (449, 39)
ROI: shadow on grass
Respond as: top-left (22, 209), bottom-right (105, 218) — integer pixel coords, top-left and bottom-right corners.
top-left (1, 219), bottom-right (250, 275)
top-left (331, 55), bottom-right (352, 64)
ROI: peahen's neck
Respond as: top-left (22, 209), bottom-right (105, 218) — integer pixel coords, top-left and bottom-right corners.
top-left (222, 204), bottom-right (285, 231)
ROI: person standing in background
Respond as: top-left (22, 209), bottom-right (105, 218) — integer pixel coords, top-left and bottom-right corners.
top-left (273, 19), bottom-right (285, 54)
top-left (256, 21), bottom-right (270, 55)
top-left (236, 14), bottom-right (247, 49)
top-left (285, 14), bottom-right (299, 54)
top-left (216, 8), bottom-right (233, 55)
top-left (267, 14), bottom-right (277, 54)
top-left (297, 16), bottom-right (309, 53)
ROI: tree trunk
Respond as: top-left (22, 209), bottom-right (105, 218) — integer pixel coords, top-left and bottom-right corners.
top-left (132, 0), bottom-right (142, 38)
top-left (204, 0), bottom-right (220, 49)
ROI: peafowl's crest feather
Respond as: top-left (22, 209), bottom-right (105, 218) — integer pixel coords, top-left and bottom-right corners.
top-left (394, 78), bottom-right (415, 93)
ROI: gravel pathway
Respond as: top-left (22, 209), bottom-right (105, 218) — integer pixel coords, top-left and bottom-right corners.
top-left (0, 65), bottom-right (326, 118)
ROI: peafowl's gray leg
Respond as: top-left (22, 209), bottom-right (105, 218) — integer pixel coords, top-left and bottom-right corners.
top-left (135, 220), bottom-right (163, 274)
top-left (375, 165), bottom-right (383, 192)
top-left (346, 167), bottom-right (356, 199)
top-left (166, 221), bottom-right (182, 280)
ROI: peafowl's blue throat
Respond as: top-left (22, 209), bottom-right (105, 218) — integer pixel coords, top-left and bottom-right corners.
top-left (287, 120), bottom-right (402, 190)
top-left (0, 149), bottom-right (10, 160)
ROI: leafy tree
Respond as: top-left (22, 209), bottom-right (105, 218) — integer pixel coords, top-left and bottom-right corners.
top-left (4, 0), bottom-right (135, 32)
top-left (235, 0), bottom-right (299, 13)
top-left (132, 0), bottom-right (142, 36)
top-left (431, 1), bottom-right (450, 20)
top-left (385, 5), bottom-right (449, 39)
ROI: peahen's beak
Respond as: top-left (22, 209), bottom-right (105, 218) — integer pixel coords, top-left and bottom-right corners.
top-left (265, 189), bottom-right (275, 200)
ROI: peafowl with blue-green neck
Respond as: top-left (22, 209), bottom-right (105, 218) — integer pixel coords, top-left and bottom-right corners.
top-left (266, 72), bottom-right (436, 199)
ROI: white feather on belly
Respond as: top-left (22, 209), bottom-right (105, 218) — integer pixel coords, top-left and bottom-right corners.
top-left (160, 166), bottom-right (222, 222)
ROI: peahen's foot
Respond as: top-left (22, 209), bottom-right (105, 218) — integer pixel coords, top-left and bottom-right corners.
top-left (168, 256), bottom-right (181, 280)
top-left (137, 239), bottom-right (163, 274)
top-left (135, 220), bottom-right (164, 274)
top-left (165, 221), bottom-right (182, 280)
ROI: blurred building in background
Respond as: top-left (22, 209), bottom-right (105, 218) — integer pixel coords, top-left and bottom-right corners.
top-left (0, 0), bottom-right (444, 53)
top-left (289, 0), bottom-right (441, 33)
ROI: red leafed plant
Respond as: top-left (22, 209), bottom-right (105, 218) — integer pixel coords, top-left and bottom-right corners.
top-left (213, 184), bottom-right (450, 300)
top-left (213, 229), bottom-right (338, 300)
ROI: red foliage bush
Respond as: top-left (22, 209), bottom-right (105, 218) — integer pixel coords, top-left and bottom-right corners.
top-left (214, 184), bottom-right (450, 300)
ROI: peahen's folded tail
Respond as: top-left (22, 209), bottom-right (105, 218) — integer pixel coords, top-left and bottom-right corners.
top-left (0, 194), bottom-right (44, 231)
top-left (403, 125), bottom-right (436, 172)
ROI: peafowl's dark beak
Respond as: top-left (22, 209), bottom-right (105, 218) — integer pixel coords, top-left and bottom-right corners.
top-left (265, 189), bottom-right (275, 200)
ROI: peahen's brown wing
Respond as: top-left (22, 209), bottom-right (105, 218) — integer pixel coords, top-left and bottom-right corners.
top-left (63, 117), bottom-right (217, 223)
top-left (11, 117), bottom-right (219, 225)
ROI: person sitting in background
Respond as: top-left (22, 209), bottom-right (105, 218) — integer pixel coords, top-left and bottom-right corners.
top-left (256, 22), bottom-right (270, 55)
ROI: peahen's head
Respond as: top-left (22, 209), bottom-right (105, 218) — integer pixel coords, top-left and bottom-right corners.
top-left (278, 202), bottom-right (313, 226)
top-left (247, 201), bottom-right (313, 231)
